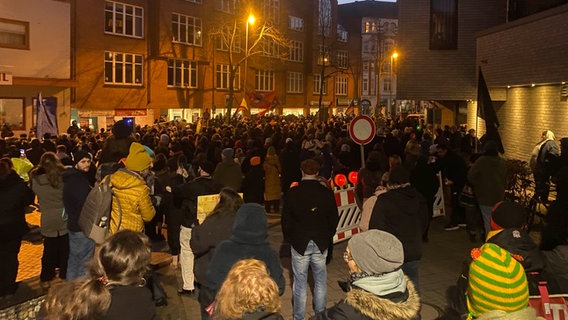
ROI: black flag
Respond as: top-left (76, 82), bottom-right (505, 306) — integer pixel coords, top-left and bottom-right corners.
top-left (477, 68), bottom-right (504, 153)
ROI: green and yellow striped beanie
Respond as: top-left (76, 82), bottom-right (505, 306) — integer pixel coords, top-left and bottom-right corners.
top-left (467, 243), bottom-right (529, 319)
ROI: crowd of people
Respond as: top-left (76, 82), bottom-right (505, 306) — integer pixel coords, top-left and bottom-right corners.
top-left (0, 114), bottom-right (566, 319)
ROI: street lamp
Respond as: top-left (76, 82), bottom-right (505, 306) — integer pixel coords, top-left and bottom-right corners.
top-left (243, 13), bottom-right (255, 103)
top-left (389, 51), bottom-right (398, 116)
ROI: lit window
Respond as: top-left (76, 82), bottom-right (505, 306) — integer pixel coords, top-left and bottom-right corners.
top-left (336, 77), bottom-right (348, 95)
top-left (172, 13), bottom-right (202, 46)
top-left (0, 18), bottom-right (29, 49)
top-left (287, 72), bottom-right (303, 93)
top-left (256, 70), bottom-right (275, 91)
top-left (216, 64), bottom-right (239, 89)
top-left (289, 41), bottom-right (303, 62)
top-left (167, 59), bottom-right (198, 88)
top-left (105, 1), bottom-right (143, 38)
top-left (318, 46), bottom-right (330, 65)
top-left (104, 51), bottom-right (143, 85)
top-left (313, 74), bottom-right (327, 95)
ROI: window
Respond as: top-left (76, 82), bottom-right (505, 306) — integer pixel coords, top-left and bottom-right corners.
top-left (337, 50), bottom-right (348, 68)
top-left (255, 70), bottom-right (274, 91)
top-left (104, 51), bottom-right (143, 85)
top-left (0, 98), bottom-right (24, 130)
top-left (261, 38), bottom-right (279, 57)
top-left (218, 0), bottom-right (236, 13)
top-left (216, 64), bottom-right (239, 90)
top-left (336, 77), bottom-right (348, 95)
top-left (105, 1), bottom-right (143, 38)
top-left (289, 16), bottom-right (304, 31)
top-left (383, 78), bottom-right (391, 91)
top-left (318, 46), bottom-right (330, 65)
top-left (168, 59), bottom-right (197, 88)
top-left (430, 0), bottom-right (458, 50)
top-left (318, 0), bottom-right (332, 36)
top-left (337, 29), bottom-right (348, 42)
top-left (287, 72), bottom-right (303, 93)
top-left (172, 13), bottom-right (202, 46)
top-left (362, 77), bottom-right (369, 94)
top-left (289, 41), bottom-right (303, 62)
top-left (263, 0), bottom-right (280, 23)
top-left (184, 0), bottom-right (202, 4)
top-left (216, 27), bottom-right (241, 52)
top-left (0, 18), bottom-right (29, 49)
top-left (313, 74), bottom-right (327, 95)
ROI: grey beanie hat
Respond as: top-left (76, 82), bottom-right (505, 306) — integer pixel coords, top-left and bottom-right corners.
top-left (348, 230), bottom-right (404, 274)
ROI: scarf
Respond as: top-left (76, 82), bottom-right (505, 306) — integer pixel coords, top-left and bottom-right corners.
top-left (351, 269), bottom-right (407, 298)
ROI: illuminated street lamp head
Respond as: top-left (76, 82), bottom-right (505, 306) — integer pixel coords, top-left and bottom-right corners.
top-left (247, 14), bottom-right (255, 25)
top-left (392, 52), bottom-right (398, 59)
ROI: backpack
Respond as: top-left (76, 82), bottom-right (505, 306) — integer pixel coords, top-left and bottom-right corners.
top-left (78, 174), bottom-right (123, 244)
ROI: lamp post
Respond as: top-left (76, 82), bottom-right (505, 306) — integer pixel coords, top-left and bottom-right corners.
top-left (243, 13), bottom-right (255, 105)
top-left (388, 52), bottom-right (398, 116)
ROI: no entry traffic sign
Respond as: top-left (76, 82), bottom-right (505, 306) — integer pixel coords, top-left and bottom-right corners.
top-left (349, 115), bottom-right (376, 145)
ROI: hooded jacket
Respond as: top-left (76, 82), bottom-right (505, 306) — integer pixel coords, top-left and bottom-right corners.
top-left (213, 156), bottom-right (243, 191)
top-left (109, 169), bottom-right (155, 233)
top-left (310, 276), bottom-right (421, 320)
top-left (468, 155), bottom-right (507, 206)
top-left (369, 185), bottom-right (428, 262)
top-left (0, 171), bottom-right (35, 240)
top-left (204, 203), bottom-right (285, 295)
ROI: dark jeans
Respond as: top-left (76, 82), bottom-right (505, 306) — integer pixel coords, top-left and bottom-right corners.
top-left (0, 237), bottom-right (22, 296)
top-left (67, 231), bottom-right (95, 280)
top-left (449, 191), bottom-right (466, 225)
top-left (41, 234), bottom-right (70, 281)
top-left (465, 206), bottom-right (484, 235)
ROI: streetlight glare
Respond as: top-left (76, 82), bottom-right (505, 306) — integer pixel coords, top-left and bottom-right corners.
top-left (247, 14), bottom-right (255, 25)
top-left (392, 52), bottom-right (398, 59)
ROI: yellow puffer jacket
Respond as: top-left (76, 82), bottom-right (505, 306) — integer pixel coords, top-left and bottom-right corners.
top-left (109, 169), bottom-right (155, 234)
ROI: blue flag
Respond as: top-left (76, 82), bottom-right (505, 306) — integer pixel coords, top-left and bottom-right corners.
top-left (36, 92), bottom-right (59, 138)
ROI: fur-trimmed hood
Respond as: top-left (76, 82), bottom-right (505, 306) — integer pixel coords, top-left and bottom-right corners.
top-left (344, 276), bottom-right (421, 320)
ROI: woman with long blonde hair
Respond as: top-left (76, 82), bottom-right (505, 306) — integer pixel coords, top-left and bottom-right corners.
top-left (214, 259), bottom-right (283, 320)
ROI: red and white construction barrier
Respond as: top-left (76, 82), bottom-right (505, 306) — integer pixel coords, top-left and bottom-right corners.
top-left (433, 173), bottom-right (445, 217)
top-left (333, 185), bottom-right (361, 243)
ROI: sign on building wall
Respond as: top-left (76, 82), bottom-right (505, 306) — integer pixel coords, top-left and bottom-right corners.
top-left (0, 72), bottom-right (13, 85)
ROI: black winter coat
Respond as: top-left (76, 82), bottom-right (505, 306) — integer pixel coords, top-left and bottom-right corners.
top-left (369, 186), bottom-right (428, 262)
top-left (282, 179), bottom-right (339, 255)
top-left (241, 166), bottom-right (265, 204)
top-left (62, 168), bottom-right (92, 232)
top-left (190, 211), bottom-right (236, 284)
top-left (0, 171), bottom-right (35, 240)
